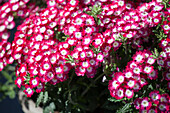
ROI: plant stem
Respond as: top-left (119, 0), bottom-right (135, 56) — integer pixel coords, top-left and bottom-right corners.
top-left (81, 72), bottom-right (105, 97)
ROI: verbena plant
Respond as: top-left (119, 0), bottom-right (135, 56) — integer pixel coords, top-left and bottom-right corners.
top-left (0, 0), bottom-right (170, 113)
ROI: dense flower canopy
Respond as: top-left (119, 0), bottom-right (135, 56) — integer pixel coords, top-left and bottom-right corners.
top-left (0, 0), bottom-right (169, 112)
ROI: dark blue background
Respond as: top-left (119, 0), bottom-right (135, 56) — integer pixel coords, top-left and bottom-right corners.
top-left (0, 96), bottom-right (24, 113)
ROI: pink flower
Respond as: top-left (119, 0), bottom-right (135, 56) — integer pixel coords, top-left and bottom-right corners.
top-left (140, 97), bottom-right (152, 110)
top-left (124, 69), bottom-right (133, 78)
top-left (54, 65), bottom-right (63, 74)
top-left (157, 102), bottom-right (169, 112)
top-left (96, 53), bottom-right (104, 62)
top-left (18, 64), bottom-right (27, 75)
top-left (108, 79), bottom-right (120, 90)
top-left (30, 77), bottom-right (39, 88)
top-left (132, 51), bottom-right (145, 63)
top-left (126, 79), bottom-right (136, 89)
top-left (56, 0), bottom-right (65, 3)
top-left (160, 94), bottom-right (170, 103)
top-left (148, 69), bottom-right (158, 80)
top-left (93, 37), bottom-right (103, 48)
top-left (149, 90), bottom-right (161, 105)
top-left (42, 61), bottom-right (51, 71)
top-left (134, 98), bottom-right (142, 109)
top-left (112, 41), bottom-right (121, 51)
top-left (36, 82), bottom-right (45, 93)
top-left (79, 50), bottom-right (86, 61)
top-left (24, 85), bottom-right (34, 97)
top-left (125, 89), bottom-right (134, 98)
top-left (115, 72), bottom-right (125, 84)
top-left (139, 76), bottom-right (148, 87)
top-left (83, 26), bottom-right (94, 35)
top-left (114, 87), bottom-right (124, 100)
top-left (146, 57), bottom-right (155, 65)
top-left (133, 66), bottom-right (142, 75)
top-left (15, 77), bottom-right (23, 88)
top-left (81, 60), bottom-right (90, 68)
top-left (133, 82), bottom-right (141, 92)
top-left (147, 106), bottom-right (158, 113)
top-left (45, 71), bottom-right (54, 81)
top-left (164, 71), bottom-right (170, 81)
top-left (143, 65), bottom-right (154, 74)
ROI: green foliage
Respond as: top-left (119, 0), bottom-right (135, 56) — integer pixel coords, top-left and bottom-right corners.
top-left (162, 0), bottom-right (170, 9)
top-left (0, 65), bottom-right (17, 101)
top-left (85, 5), bottom-right (103, 17)
top-left (65, 55), bottom-right (74, 64)
top-left (151, 48), bottom-right (160, 59)
top-left (116, 103), bottom-right (132, 113)
top-left (55, 31), bottom-right (68, 42)
top-left (36, 92), bottom-right (44, 107)
top-left (84, 4), bottom-right (102, 25)
top-left (36, 91), bottom-right (49, 107)
top-left (43, 91), bottom-right (49, 104)
top-left (43, 102), bottom-right (56, 113)
top-left (37, 68), bottom-right (124, 113)
top-left (108, 97), bottom-right (126, 103)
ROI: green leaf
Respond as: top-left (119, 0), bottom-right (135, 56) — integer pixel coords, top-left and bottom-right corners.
top-left (8, 66), bottom-right (16, 71)
top-left (43, 102), bottom-right (56, 113)
top-left (1, 71), bottom-right (12, 80)
top-left (158, 66), bottom-right (162, 71)
top-left (108, 97), bottom-right (125, 102)
top-left (43, 91), bottom-right (48, 104)
top-left (148, 84), bottom-right (153, 90)
top-left (49, 102), bottom-right (56, 110)
top-left (97, 19), bottom-right (101, 25)
top-left (1, 85), bottom-right (8, 91)
top-left (68, 55), bottom-right (73, 60)
top-left (36, 92), bottom-right (44, 107)
top-left (116, 103), bottom-right (131, 113)
top-left (65, 61), bottom-right (71, 64)
top-left (8, 90), bottom-right (15, 99)
top-left (65, 58), bottom-right (69, 61)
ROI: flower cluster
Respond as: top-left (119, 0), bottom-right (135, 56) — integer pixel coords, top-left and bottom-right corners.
top-left (0, 0), bottom-right (41, 71)
top-left (161, 7), bottom-right (170, 35)
top-left (158, 38), bottom-right (170, 70)
top-left (158, 38), bottom-right (170, 91)
top-left (134, 90), bottom-right (170, 113)
top-left (108, 50), bottom-right (156, 99)
top-left (96, 0), bottom-right (164, 50)
top-left (0, 0), bottom-right (169, 105)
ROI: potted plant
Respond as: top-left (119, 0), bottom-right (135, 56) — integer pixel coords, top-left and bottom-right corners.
top-left (0, 0), bottom-right (170, 113)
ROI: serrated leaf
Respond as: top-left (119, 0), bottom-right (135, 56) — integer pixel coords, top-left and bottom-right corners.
top-left (116, 103), bottom-right (131, 113)
top-left (43, 102), bottom-right (56, 113)
top-left (43, 91), bottom-right (48, 104)
top-left (49, 102), bottom-right (56, 109)
top-left (108, 97), bottom-right (125, 102)
top-left (36, 92), bottom-right (44, 107)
